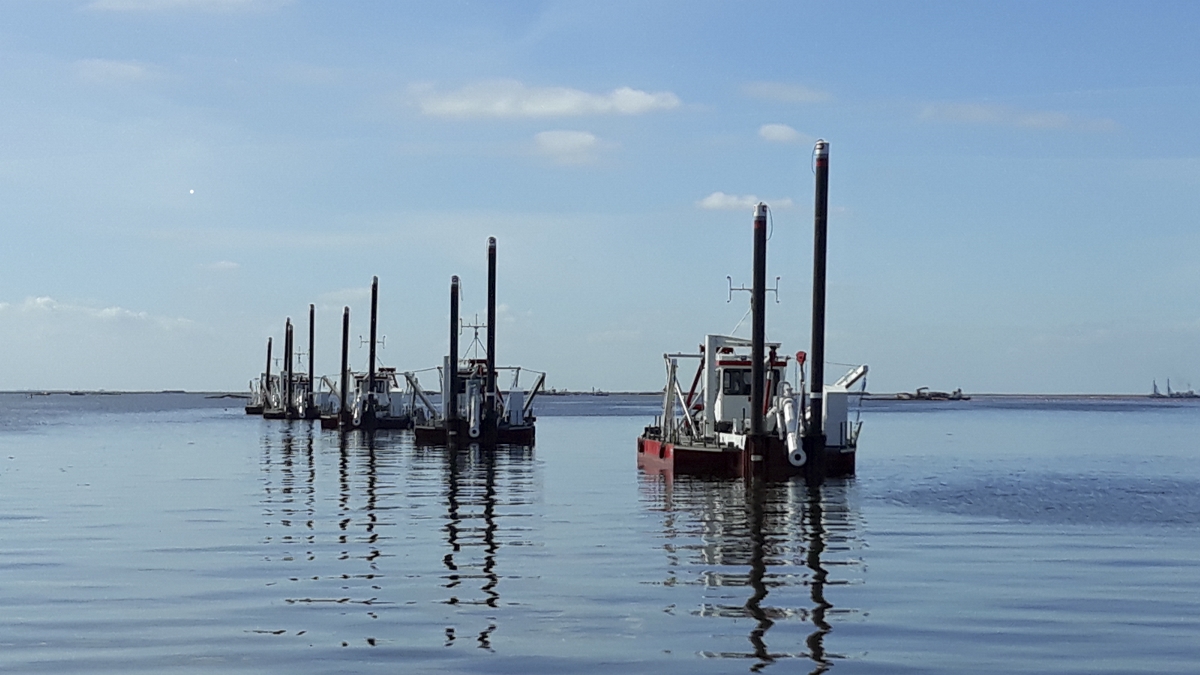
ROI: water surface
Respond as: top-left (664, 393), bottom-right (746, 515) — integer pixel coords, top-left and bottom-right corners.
top-left (2, 393), bottom-right (1199, 673)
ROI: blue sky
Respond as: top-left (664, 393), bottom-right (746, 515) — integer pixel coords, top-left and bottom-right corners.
top-left (1, 0), bottom-right (1199, 393)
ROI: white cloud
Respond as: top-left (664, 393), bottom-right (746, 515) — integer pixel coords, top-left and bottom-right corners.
top-left (758, 123), bottom-right (806, 144)
top-left (415, 80), bottom-right (681, 119)
top-left (697, 192), bottom-right (794, 211)
top-left (75, 58), bottom-right (159, 85)
top-left (919, 102), bottom-right (1118, 132)
top-left (534, 130), bottom-right (601, 165)
top-left (1, 296), bottom-right (191, 330)
top-left (314, 286), bottom-right (371, 311)
top-left (0, 296), bottom-right (204, 390)
top-left (743, 81), bottom-right (833, 104)
top-left (88, 0), bottom-right (288, 11)
top-left (202, 260), bottom-right (240, 271)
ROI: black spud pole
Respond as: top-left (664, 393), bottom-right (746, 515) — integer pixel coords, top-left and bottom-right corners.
top-left (307, 303), bottom-right (315, 416)
top-left (339, 306), bottom-right (350, 428)
top-left (366, 276), bottom-right (379, 428)
top-left (750, 203), bottom-right (768, 439)
top-left (805, 140), bottom-right (830, 486)
top-left (448, 275), bottom-right (460, 425)
top-left (485, 237), bottom-right (497, 422)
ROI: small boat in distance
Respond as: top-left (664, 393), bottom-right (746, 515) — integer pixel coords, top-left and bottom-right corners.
top-left (895, 387), bottom-right (970, 401)
top-left (1167, 379), bottom-right (1199, 399)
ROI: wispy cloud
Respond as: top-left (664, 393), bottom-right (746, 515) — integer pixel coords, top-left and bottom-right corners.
top-left (314, 286), bottom-right (371, 311)
top-left (201, 260), bottom-right (239, 271)
top-left (1, 296), bottom-right (191, 330)
top-left (414, 80), bottom-right (681, 119)
top-left (919, 102), bottom-right (1118, 132)
top-left (758, 123), bottom-right (809, 144)
top-left (74, 58), bottom-right (159, 85)
top-left (534, 130), bottom-right (603, 165)
top-left (743, 81), bottom-right (833, 104)
top-left (88, 0), bottom-right (289, 11)
top-left (697, 192), bottom-right (793, 210)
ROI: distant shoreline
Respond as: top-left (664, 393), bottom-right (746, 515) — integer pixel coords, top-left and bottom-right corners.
top-left (0, 390), bottom-right (1184, 400)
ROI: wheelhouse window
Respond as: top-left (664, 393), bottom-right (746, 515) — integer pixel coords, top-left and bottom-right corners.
top-left (722, 368), bottom-right (752, 396)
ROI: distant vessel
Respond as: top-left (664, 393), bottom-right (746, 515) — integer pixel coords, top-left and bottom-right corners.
top-left (317, 278), bottom-right (414, 431)
top-left (411, 239), bottom-right (544, 446)
top-left (262, 318), bottom-right (301, 420)
top-left (1167, 379), bottom-right (1199, 399)
top-left (895, 387), bottom-right (970, 401)
top-left (1151, 380), bottom-right (1166, 398)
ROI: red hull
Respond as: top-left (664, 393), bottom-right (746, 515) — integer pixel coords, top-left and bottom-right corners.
top-left (637, 434), bottom-right (854, 481)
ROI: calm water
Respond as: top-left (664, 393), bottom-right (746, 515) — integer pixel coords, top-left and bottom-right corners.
top-left (2, 393), bottom-right (1200, 673)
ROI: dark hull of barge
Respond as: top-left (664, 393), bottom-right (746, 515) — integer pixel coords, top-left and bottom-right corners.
top-left (414, 419), bottom-right (535, 447)
top-left (317, 414), bottom-right (413, 432)
top-left (636, 434), bottom-right (854, 481)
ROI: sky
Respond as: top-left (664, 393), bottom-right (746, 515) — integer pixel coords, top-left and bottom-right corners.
top-left (1, 0), bottom-right (1199, 394)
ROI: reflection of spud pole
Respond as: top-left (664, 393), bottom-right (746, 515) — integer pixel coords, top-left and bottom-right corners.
top-left (805, 140), bottom-right (830, 486)
top-left (805, 484), bottom-right (832, 669)
top-left (745, 478), bottom-right (772, 662)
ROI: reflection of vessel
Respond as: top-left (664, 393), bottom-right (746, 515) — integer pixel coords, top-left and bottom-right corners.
top-left (412, 239), bottom-right (544, 446)
top-left (640, 473), bottom-right (861, 672)
top-left (260, 416), bottom-right (536, 652)
top-left (258, 424), bottom-right (387, 644)
top-left (428, 442), bottom-right (532, 649)
top-left (638, 143), bottom-right (865, 484)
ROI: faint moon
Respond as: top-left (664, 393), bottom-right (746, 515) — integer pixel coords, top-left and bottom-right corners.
top-left (189, 189), bottom-right (194, 194)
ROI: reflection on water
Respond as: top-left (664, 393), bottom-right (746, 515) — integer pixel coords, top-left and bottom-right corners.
top-left (425, 443), bottom-right (534, 649)
top-left (641, 474), bottom-right (864, 673)
top-left (257, 423), bottom-right (535, 649)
